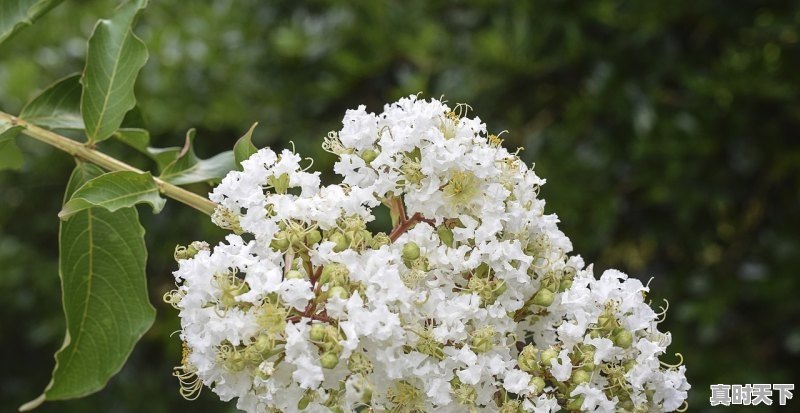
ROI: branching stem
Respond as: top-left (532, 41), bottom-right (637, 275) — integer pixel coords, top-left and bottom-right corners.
top-left (0, 111), bottom-right (217, 216)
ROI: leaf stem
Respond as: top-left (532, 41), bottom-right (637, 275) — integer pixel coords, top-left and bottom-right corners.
top-left (0, 111), bottom-right (217, 216)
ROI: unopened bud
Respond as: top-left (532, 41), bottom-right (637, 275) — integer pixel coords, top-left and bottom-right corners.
top-left (360, 149), bottom-right (379, 164)
top-left (613, 329), bottom-right (633, 349)
top-left (531, 288), bottom-right (554, 307)
top-left (330, 232), bottom-right (348, 252)
top-left (321, 351), bottom-right (340, 369)
top-left (402, 242), bottom-right (420, 261)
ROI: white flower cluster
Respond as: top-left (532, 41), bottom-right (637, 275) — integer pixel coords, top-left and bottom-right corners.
top-left (168, 96), bottom-right (690, 412)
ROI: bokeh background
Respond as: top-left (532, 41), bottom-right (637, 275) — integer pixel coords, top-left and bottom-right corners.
top-left (1, 1), bottom-right (799, 412)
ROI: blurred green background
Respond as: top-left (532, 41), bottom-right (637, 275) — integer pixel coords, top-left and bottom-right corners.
top-left (1, 1), bottom-right (799, 412)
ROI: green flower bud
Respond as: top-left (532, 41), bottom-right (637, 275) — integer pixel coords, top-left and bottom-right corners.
top-left (402, 242), bottom-right (420, 261)
top-left (306, 229), bottom-right (322, 246)
top-left (310, 324), bottom-right (327, 342)
top-left (328, 285), bottom-right (349, 300)
top-left (558, 278), bottom-right (573, 292)
top-left (437, 226), bottom-right (454, 247)
top-left (360, 149), bottom-right (379, 164)
top-left (613, 329), bottom-right (633, 349)
top-left (253, 334), bottom-right (274, 355)
top-left (270, 233), bottom-right (289, 252)
top-left (321, 351), bottom-right (340, 369)
top-left (571, 369), bottom-right (591, 385)
top-left (531, 288), bottom-right (554, 307)
top-left (330, 231), bottom-right (348, 252)
top-left (371, 232), bottom-right (390, 249)
top-left (530, 376), bottom-right (546, 394)
top-left (286, 269), bottom-right (305, 280)
top-left (540, 347), bottom-right (559, 366)
top-left (320, 263), bottom-right (349, 285)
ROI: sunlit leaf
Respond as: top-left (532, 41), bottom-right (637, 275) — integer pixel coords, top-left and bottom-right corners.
top-left (81, 0), bottom-right (148, 143)
top-left (59, 170), bottom-right (165, 220)
top-left (159, 129), bottom-right (236, 185)
top-left (233, 122), bottom-right (259, 170)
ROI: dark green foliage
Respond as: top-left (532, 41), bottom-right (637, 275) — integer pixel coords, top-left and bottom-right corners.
top-left (1, 0), bottom-right (798, 411)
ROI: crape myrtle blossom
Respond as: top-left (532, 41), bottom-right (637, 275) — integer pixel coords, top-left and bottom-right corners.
top-left (166, 96), bottom-right (690, 412)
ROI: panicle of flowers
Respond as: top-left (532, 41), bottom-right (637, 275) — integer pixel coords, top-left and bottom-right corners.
top-left (168, 95), bottom-right (690, 412)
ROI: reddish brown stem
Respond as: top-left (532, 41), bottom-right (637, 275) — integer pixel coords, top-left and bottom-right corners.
top-left (390, 212), bottom-right (424, 242)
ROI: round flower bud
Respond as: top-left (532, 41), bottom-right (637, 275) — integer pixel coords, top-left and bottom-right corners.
top-left (540, 347), bottom-right (559, 366)
top-left (269, 233), bottom-right (289, 252)
top-left (530, 376), bottom-right (546, 394)
top-left (330, 232), bottom-right (348, 252)
top-left (360, 149), bottom-right (379, 164)
top-left (321, 351), bottom-right (340, 369)
top-left (558, 278), bottom-right (573, 292)
top-left (402, 242), bottom-right (420, 261)
top-left (613, 329), bottom-right (633, 349)
top-left (532, 288), bottom-right (554, 307)
top-left (328, 285), bottom-right (349, 300)
top-left (253, 334), bottom-right (274, 354)
top-left (571, 369), bottom-right (591, 385)
top-left (306, 229), bottom-right (322, 246)
top-left (310, 324), bottom-right (327, 342)
top-left (285, 269), bottom-right (304, 280)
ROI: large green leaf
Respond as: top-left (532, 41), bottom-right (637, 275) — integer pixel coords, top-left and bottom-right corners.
top-left (0, 121), bottom-right (25, 170)
top-left (19, 74), bottom-right (83, 130)
top-left (81, 0), bottom-right (148, 143)
top-left (0, 0), bottom-right (62, 45)
top-left (20, 163), bottom-right (155, 410)
top-left (159, 129), bottom-right (236, 185)
top-left (59, 170), bottom-right (166, 220)
top-left (233, 122), bottom-right (259, 170)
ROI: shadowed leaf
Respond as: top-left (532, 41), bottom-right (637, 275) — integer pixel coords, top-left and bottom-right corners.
top-left (20, 163), bottom-right (155, 410)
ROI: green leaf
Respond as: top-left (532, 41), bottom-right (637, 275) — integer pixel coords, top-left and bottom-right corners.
top-left (0, 0), bottom-right (62, 45)
top-left (59, 170), bottom-right (165, 220)
top-left (19, 74), bottom-right (83, 130)
top-left (20, 163), bottom-right (155, 411)
top-left (113, 128), bottom-right (150, 152)
top-left (146, 145), bottom-right (182, 172)
top-left (159, 129), bottom-right (236, 185)
top-left (233, 122), bottom-right (259, 170)
top-left (81, 0), bottom-right (148, 143)
top-left (0, 121), bottom-right (25, 170)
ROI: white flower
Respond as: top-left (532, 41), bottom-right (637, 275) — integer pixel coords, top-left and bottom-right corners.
top-left (169, 95), bottom-right (689, 412)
